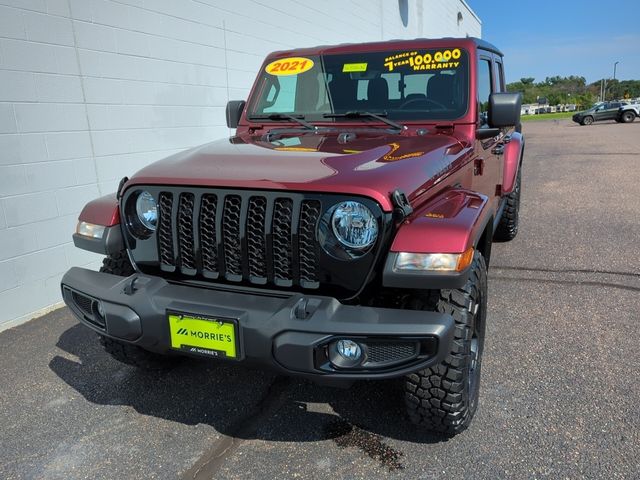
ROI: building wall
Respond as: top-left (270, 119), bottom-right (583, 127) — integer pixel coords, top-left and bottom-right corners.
top-left (0, 0), bottom-right (481, 330)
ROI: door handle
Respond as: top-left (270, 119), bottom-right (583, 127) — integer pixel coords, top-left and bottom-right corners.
top-left (492, 144), bottom-right (504, 155)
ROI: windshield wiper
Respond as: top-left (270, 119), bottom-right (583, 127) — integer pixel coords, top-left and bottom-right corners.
top-left (248, 113), bottom-right (316, 130)
top-left (323, 111), bottom-right (405, 131)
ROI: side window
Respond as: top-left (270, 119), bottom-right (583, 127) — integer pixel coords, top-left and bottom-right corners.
top-left (478, 58), bottom-right (493, 124)
top-left (495, 61), bottom-right (505, 92)
top-left (263, 76), bottom-right (297, 113)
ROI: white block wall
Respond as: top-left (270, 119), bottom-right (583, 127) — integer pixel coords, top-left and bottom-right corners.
top-left (0, 0), bottom-right (480, 329)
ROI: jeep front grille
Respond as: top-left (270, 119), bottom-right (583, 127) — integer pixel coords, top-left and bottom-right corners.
top-left (156, 190), bottom-right (322, 289)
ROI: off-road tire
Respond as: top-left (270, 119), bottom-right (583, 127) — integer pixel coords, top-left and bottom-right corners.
top-left (493, 169), bottom-right (521, 242)
top-left (621, 111), bottom-right (635, 123)
top-left (99, 335), bottom-right (177, 370)
top-left (581, 116), bottom-right (594, 126)
top-left (99, 250), bottom-right (135, 276)
top-left (98, 251), bottom-right (178, 370)
top-left (404, 252), bottom-right (488, 436)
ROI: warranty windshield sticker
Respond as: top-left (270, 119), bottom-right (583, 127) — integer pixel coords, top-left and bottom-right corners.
top-left (265, 57), bottom-right (314, 76)
top-left (384, 49), bottom-right (461, 72)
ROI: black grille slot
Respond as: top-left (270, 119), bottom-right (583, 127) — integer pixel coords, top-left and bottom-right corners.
top-left (366, 342), bottom-right (417, 365)
top-left (199, 194), bottom-right (218, 274)
top-left (246, 196), bottom-right (267, 280)
top-left (158, 192), bottom-right (175, 267)
top-left (177, 193), bottom-right (195, 271)
top-left (72, 291), bottom-right (93, 316)
top-left (272, 198), bottom-right (293, 284)
top-left (222, 195), bottom-right (242, 278)
top-left (298, 200), bottom-right (321, 286)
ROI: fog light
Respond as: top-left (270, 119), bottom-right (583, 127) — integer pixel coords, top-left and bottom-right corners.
top-left (96, 301), bottom-right (105, 318)
top-left (337, 339), bottom-right (362, 360)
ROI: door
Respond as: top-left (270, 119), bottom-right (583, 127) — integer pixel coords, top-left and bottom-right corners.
top-left (474, 54), bottom-right (502, 202)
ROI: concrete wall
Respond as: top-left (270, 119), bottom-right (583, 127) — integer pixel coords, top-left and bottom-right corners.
top-left (0, 0), bottom-right (480, 330)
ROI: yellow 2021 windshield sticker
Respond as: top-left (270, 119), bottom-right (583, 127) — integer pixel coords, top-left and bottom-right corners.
top-left (384, 48), bottom-right (462, 72)
top-left (265, 57), bottom-right (314, 76)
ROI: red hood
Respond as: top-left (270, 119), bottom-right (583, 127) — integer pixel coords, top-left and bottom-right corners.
top-left (128, 131), bottom-right (471, 212)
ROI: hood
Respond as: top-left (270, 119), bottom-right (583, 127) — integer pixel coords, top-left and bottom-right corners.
top-left (128, 131), bottom-right (471, 211)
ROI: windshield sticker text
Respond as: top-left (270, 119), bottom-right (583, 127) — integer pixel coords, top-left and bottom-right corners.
top-left (265, 57), bottom-right (314, 76)
top-left (343, 62), bottom-right (368, 72)
top-left (384, 49), bottom-right (461, 72)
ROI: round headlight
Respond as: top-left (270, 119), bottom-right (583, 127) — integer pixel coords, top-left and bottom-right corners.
top-left (331, 201), bottom-right (378, 250)
top-left (135, 191), bottom-right (157, 231)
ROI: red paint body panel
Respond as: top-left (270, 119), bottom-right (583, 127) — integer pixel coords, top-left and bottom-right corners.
top-left (502, 132), bottom-right (523, 194)
top-left (78, 193), bottom-right (120, 226)
top-left (126, 132), bottom-right (471, 213)
top-left (390, 189), bottom-right (490, 254)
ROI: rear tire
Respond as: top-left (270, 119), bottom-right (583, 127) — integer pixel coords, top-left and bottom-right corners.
top-left (98, 250), bottom-right (179, 371)
top-left (404, 252), bottom-right (488, 436)
top-left (622, 111), bottom-right (635, 123)
top-left (581, 116), bottom-right (594, 126)
top-left (494, 169), bottom-right (521, 242)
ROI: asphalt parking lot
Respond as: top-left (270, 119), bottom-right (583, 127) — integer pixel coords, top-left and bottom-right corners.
top-left (1, 119), bottom-right (639, 480)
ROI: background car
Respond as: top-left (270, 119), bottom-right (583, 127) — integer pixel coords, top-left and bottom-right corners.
top-left (572, 101), bottom-right (627, 125)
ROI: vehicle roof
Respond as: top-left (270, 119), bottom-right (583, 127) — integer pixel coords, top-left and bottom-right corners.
top-left (267, 37), bottom-right (503, 58)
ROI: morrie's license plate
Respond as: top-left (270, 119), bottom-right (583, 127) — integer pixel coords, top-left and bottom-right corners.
top-left (168, 312), bottom-right (238, 359)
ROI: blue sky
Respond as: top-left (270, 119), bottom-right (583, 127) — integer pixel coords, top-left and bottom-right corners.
top-left (465, 0), bottom-right (640, 84)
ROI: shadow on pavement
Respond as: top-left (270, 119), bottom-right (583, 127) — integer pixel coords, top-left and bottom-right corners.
top-left (50, 324), bottom-right (447, 447)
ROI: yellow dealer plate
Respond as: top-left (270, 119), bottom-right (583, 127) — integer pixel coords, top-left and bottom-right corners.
top-left (168, 313), bottom-right (238, 359)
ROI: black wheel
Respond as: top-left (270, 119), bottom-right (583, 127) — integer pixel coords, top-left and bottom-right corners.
top-left (493, 169), bottom-right (521, 242)
top-left (581, 116), bottom-right (594, 126)
top-left (98, 250), bottom-right (179, 370)
top-left (622, 111), bottom-right (635, 123)
top-left (404, 252), bottom-right (488, 436)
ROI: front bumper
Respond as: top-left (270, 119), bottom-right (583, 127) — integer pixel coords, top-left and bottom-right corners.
top-left (61, 267), bottom-right (454, 382)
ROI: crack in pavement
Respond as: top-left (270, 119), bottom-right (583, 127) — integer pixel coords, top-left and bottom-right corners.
top-left (492, 266), bottom-right (640, 292)
top-left (181, 377), bottom-right (291, 480)
top-left (493, 265), bottom-right (640, 279)
top-left (492, 275), bottom-right (640, 292)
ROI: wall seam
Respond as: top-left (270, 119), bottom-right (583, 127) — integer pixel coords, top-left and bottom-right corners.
top-left (66, 0), bottom-right (102, 197)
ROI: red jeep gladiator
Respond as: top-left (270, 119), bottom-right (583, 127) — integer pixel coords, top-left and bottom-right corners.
top-left (62, 37), bottom-right (523, 436)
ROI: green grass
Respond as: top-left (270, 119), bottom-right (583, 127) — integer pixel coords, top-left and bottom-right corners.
top-left (521, 111), bottom-right (575, 122)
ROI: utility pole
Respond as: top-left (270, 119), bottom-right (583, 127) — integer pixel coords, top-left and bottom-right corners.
top-left (612, 61), bottom-right (619, 100)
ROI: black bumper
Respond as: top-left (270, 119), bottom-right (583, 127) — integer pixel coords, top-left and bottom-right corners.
top-left (61, 267), bottom-right (455, 382)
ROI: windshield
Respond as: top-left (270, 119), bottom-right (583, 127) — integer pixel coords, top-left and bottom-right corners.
top-left (247, 48), bottom-right (469, 123)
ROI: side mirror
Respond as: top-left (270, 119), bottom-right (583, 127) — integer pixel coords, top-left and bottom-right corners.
top-left (226, 100), bottom-right (246, 128)
top-left (488, 92), bottom-right (522, 128)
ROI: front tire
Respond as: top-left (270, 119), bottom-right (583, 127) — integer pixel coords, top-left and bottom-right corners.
top-left (494, 169), bottom-right (521, 242)
top-left (404, 252), bottom-right (488, 436)
top-left (581, 116), bottom-right (594, 126)
top-left (98, 251), bottom-right (179, 370)
top-left (621, 111), bottom-right (635, 123)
